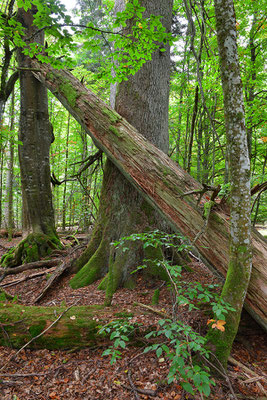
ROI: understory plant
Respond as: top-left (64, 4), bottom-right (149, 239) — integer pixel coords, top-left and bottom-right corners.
top-left (98, 230), bottom-right (235, 397)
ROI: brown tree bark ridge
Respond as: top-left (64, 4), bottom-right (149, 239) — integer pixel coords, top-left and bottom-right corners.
top-left (31, 61), bottom-right (267, 331)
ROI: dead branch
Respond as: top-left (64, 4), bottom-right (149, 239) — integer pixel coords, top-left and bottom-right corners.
top-left (134, 302), bottom-right (168, 318)
top-left (71, 150), bottom-right (103, 177)
top-left (0, 379), bottom-right (23, 386)
top-left (251, 181), bottom-right (267, 196)
top-left (228, 356), bottom-right (266, 379)
top-left (228, 355), bottom-right (267, 396)
top-left (33, 261), bottom-right (69, 303)
top-left (0, 259), bottom-right (59, 280)
top-left (0, 267), bottom-right (56, 288)
top-left (33, 245), bottom-right (84, 303)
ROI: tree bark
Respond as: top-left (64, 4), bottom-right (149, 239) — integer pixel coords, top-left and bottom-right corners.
top-left (0, 7), bottom-right (62, 268)
top-left (3, 90), bottom-right (15, 240)
top-left (30, 61), bottom-right (267, 331)
top-left (206, 0), bottom-right (252, 366)
top-left (17, 7), bottom-right (57, 238)
top-left (69, 0), bottom-right (173, 306)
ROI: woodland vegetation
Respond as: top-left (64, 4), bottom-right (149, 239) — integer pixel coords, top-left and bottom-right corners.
top-left (0, 0), bottom-right (266, 399)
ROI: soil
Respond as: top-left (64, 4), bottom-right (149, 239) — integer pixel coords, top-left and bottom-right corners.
top-left (0, 235), bottom-right (266, 400)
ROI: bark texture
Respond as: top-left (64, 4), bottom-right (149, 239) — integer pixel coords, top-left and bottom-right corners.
top-left (30, 60), bottom-right (267, 331)
top-left (70, 0), bottom-right (173, 305)
top-left (207, 0), bottom-right (252, 366)
top-left (17, 7), bottom-right (56, 238)
top-left (1, 8), bottom-right (61, 267)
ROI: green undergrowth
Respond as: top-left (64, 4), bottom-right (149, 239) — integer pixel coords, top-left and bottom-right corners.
top-left (98, 230), bottom-right (235, 398)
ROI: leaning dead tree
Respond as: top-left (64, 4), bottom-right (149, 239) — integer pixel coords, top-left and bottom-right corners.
top-left (28, 61), bottom-right (267, 331)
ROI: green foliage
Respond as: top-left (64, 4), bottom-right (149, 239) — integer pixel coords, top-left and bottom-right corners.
top-left (112, 229), bottom-right (190, 254)
top-left (100, 231), bottom-right (235, 396)
top-left (98, 318), bottom-right (140, 365)
top-left (144, 320), bottom-right (215, 397)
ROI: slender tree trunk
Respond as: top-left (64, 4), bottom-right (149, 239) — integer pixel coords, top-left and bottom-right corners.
top-left (207, 0), bottom-right (252, 366)
top-left (62, 114), bottom-right (71, 231)
top-left (245, 13), bottom-right (257, 159)
top-left (4, 89), bottom-right (15, 239)
top-left (187, 85), bottom-right (199, 174)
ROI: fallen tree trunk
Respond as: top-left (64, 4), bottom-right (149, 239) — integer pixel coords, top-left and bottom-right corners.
top-left (0, 303), bottom-right (104, 349)
top-left (30, 61), bottom-right (267, 331)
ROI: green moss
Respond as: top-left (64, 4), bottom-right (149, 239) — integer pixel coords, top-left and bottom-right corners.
top-left (59, 77), bottom-right (79, 108)
top-left (114, 311), bottom-right (134, 318)
top-left (0, 292), bottom-right (6, 301)
top-left (211, 213), bottom-right (224, 225)
top-left (1, 233), bottom-right (62, 268)
top-left (102, 107), bottom-right (121, 124)
top-left (0, 304), bottom-right (104, 349)
top-left (1, 248), bottom-right (16, 268)
top-left (97, 273), bottom-right (109, 291)
top-left (70, 237), bottom-right (108, 289)
top-left (203, 201), bottom-right (215, 219)
top-left (109, 125), bottom-right (121, 137)
top-left (143, 245), bottom-right (169, 281)
top-left (28, 320), bottom-right (46, 337)
top-left (151, 288), bottom-right (160, 305)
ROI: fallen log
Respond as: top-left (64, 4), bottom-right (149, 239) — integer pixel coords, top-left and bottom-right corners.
top-left (0, 259), bottom-right (60, 280)
top-left (0, 268), bottom-right (56, 289)
top-left (0, 303), bottom-right (104, 349)
top-left (29, 62), bottom-right (267, 330)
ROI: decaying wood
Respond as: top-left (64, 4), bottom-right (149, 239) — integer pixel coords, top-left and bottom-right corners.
top-left (0, 259), bottom-right (59, 279)
top-left (0, 302), bottom-right (78, 371)
top-left (228, 356), bottom-right (267, 396)
top-left (29, 61), bottom-right (267, 331)
top-left (0, 268), bottom-right (56, 288)
top-left (33, 244), bottom-right (85, 303)
top-left (135, 302), bottom-right (168, 318)
top-left (33, 261), bottom-right (69, 303)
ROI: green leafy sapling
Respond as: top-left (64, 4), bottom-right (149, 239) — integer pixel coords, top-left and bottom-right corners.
top-left (101, 230), bottom-right (235, 397)
top-left (98, 318), bottom-right (141, 365)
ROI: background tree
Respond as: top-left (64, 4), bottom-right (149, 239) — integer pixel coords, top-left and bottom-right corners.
top-left (1, 5), bottom-right (62, 267)
top-left (207, 0), bottom-right (252, 367)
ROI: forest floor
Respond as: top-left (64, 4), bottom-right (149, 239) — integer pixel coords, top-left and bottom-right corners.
top-left (0, 234), bottom-right (266, 400)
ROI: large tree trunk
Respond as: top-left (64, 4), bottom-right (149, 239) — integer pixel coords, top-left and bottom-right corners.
top-left (0, 8), bottom-right (61, 268)
top-left (30, 61), bottom-right (267, 331)
top-left (69, 0), bottom-right (173, 305)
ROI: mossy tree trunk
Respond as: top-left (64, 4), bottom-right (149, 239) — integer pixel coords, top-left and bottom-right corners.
top-left (70, 0), bottom-right (174, 305)
top-left (30, 37), bottom-right (267, 330)
top-left (0, 302), bottom-right (105, 349)
top-left (206, 0), bottom-right (252, 367)
top-left (1, 7), bottom-right (61, 268)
